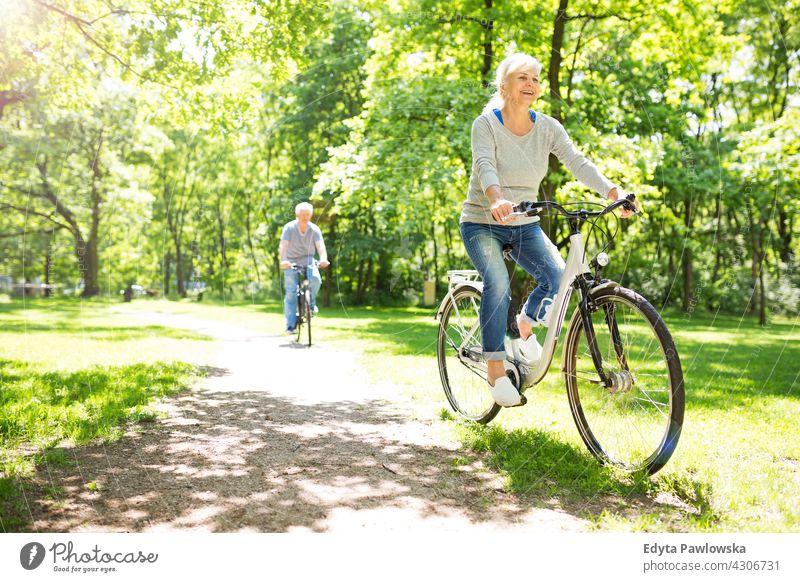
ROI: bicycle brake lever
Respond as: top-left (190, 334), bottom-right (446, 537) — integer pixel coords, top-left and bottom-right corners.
top-left (501, 211), bottom-right (527, 221)
top-left (510, 203), bottom-right (542, 217)
top-left (623, 194), bottom-right (646, 221)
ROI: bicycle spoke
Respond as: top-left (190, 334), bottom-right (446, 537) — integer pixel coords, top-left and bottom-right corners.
top-left (633, 388), bottom-right (669, 409)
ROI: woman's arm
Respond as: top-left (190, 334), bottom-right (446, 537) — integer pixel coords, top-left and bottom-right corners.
top-left (550, 121), bottom-right (631, 218)
top-left (472, 117), bottom-right (514, 222)
top-left (550, 121), bottom-right (616, 197)
top-left (471, 116), bottom-right (501, 194)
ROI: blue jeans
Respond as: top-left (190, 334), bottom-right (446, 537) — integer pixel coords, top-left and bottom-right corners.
top-left (283, 265), bottom-right (322, 330)
top-left (460, 221), bottom-right (566, 361)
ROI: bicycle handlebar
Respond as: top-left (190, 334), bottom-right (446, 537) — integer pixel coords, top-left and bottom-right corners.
top-left (507, 193), bottom-right (641, 221)
top-left (288, 259), bottom-right (327, 271)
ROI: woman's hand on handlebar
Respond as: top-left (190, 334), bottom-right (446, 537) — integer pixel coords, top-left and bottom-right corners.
top-left (490, 198), bottom-right (516, 223)
top-left (607, 187), bottom-right (633, 219)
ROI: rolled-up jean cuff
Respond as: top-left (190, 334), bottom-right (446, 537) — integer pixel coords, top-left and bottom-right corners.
top-left (518, 312), bottom-right (538, 327)
top-left (483, 350), bottom-right (506, 361)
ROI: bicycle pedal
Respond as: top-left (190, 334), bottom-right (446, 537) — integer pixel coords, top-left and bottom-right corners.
top-left (509, 394), bottom-right (527, 407)
top-left (502, 370), bottom-right (527, 407)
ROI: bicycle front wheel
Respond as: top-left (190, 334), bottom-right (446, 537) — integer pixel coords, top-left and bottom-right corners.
top-left (304, 288), bottom-right (312, 347)
top-left (437, 285), bottom-right (500, 424)
top-left (563, 285), bottom-right (684, 475)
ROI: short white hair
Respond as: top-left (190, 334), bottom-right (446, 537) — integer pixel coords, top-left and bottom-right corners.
top-left (295, 202), bottom-right (314, 215)
top-left (483, 53), bottom-right (543, 114)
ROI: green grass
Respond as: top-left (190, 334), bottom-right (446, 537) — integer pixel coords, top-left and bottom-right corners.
top-left (313, 301), bottom-right (800, 532)
top-left (1, 295), bottom-right (798, 532)
top-left (0, 360), bottom-right (197, 465)
top-left (0, 297), bottom-right (211, 531)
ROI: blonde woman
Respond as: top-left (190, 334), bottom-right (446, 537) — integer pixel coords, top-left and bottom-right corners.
top-left (460, 53), bottom-right (630, 407)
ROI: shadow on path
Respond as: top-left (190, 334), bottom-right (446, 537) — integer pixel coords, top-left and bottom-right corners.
top-left (25, 384), bottom-right (579, 532)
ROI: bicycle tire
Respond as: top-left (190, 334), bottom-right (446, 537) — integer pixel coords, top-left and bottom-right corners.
top-left (437, 285), bottom-right (500, 424)
top-left (295, 291), bottom-right (304, 344)
top-left (304, 288), bottom-right (312, 347)
top-left (563, 284), bottom-right (684, 475)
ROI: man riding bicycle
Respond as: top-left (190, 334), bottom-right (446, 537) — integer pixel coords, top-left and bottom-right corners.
top-left (279, 202), bottom-right (330, 334)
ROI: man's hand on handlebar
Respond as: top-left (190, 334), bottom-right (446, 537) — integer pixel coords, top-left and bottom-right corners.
top-left (319, 260), bottom-right (330, 269)
top-left (280, 260), bottom-right (292, 270)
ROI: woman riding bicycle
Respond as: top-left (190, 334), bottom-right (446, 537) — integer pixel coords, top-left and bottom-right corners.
top-left (460, 52), bottom-right (632, 407)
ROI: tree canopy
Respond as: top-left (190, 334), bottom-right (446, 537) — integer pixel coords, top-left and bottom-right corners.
top-left (1, 0), bottom-right (798, 322)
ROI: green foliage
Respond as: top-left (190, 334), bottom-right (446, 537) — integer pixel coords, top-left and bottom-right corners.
top-left (0, 0), bottom-right (798, 315)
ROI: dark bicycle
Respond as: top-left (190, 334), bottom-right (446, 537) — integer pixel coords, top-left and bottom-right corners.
top-left (288, 260), bottom-right (319, 347)
top-left (435, 193), bottom-right (685, 475)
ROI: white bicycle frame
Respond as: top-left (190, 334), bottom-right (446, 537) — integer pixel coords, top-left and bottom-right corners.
top-left (436, 229), bottom-right (606, 389)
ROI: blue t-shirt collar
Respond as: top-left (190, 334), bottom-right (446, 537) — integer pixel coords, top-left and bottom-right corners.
top-left (493, 108), bottom-right (536, 125)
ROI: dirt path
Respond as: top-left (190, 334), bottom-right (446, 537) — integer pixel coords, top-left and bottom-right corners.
top-left (24, 312), bottom-right (589, 532)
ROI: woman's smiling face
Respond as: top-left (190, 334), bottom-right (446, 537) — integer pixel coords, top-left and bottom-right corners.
top-left (502, 67), bottom-right (542, 106)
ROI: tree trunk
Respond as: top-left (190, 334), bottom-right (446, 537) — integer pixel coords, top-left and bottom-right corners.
top-left (777, 206), bottom-right (792, 264)
top-left (759, 257), bottom-right (767, 325)
top-left (80, 131), bottom-right (104, 298)
top-left (431, 221), bottom-right (439, 296)
top-left (444, 219), bottom-right (454, 268)
top-left (747, 201), bottom-right (758, 316)
top-left (480, 0), bottom-right (494, 87)
top-left (163, 250), bottom-right (172, 295)
top-left (174, 235), bottom-right (185, 297)
top-left (44, 227), bottom-right (54, 297)
top-left (354, 259), bottom-right (364, 300)
top-left (376, 249), bottom-right (392, 293)
top-left (662, 246), bottom-right (675, 309)
top-left (81, 237), bottom-right (100, 297)
top-left (244, 190), bottom-right (261, 284)
top-left (681, 197), bottom-right (693, 312)
top-left (549, 0), bottom-right (569, 124)
top-left (216, 201), bottom-right (228, 285)
top-left (355, 258), bottom-right (372, 304)
top-left (323, 213), bottom-right (336, 307)
top-left (538, 0), bottom-right (570, 242)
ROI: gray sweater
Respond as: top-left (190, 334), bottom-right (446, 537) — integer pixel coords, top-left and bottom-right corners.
top-left (460, 110), bottom-right (617, 226)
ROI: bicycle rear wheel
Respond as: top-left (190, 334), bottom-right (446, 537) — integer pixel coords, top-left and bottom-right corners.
top-left (304, 288), bottom-right (312, 347)
top-left (437, 285), bottom-right (500, 424)
top-left (563, 285), bottom-right (684, 474)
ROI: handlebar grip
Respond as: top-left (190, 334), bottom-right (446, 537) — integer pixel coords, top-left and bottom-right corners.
top-left (620, 193), bottom-right (640, 214)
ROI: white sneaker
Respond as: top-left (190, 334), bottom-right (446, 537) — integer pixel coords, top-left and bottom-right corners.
top-left (488, 376), bottom-right (522, 407)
